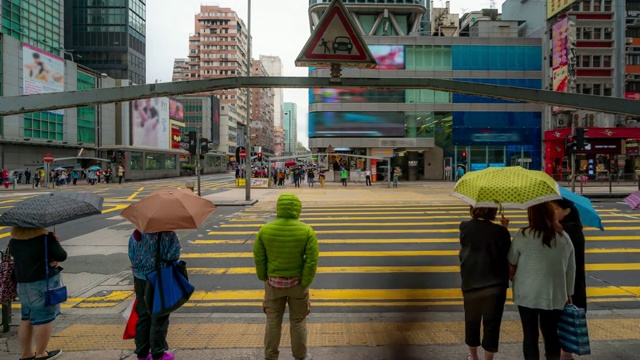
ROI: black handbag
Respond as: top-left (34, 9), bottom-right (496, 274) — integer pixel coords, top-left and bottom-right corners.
top-left (44, 235), bottom-right (67, 307)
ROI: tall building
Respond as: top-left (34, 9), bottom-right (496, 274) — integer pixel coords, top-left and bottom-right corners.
top-left (1, 1), bottom-right (63, 55)
top-left (250, 59), bottom-right (275, 154)
top-left (259, 55), bottom-right (284, 127)
top-left (173, 5), bottom-right (250, 156)
top-left (283, 103), bottom-right (298, 155)
top-left (307, 1), bottom-right (543, 180)
top-left (64, 0), bottom-right (146, 84)
top-left (273, 127), bottom-right (285, 156)
top-left (172, 58), bottom-right (190, 82)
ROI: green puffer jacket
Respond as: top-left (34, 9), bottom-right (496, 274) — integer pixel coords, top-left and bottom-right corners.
top-left (253, 193), bottom-right (319, 287)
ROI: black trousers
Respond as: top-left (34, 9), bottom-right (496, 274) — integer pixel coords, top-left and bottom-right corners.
top-left (463, 286), bottom-right (507, 353)
top-left (134, 277), bottom-right (170, 359)
top-left (365, 175), bottom-right (371, 186)
top-left (517, 306), bottom-right (563, 360)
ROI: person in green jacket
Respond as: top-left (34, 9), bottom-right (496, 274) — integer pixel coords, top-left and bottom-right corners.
top-left (253, 193), bottom-right (319, 360)
top-left (340, 167), bottom-right (348, 186)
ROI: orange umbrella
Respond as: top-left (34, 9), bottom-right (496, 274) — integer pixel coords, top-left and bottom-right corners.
top-left (120, 188), bottom-right (216, 233)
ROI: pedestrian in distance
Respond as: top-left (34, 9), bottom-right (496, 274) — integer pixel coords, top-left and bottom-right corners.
top-left (9, 227), bottom-right (66, 360)
top-left (459, 207), bottom-right (511, 360)
top-left (117, 164), bottom-right (125, 184)
top-left (128, 230), bottom-right (181, 360)
top-left (253, 193), bottom-right (319, 360)
top-left (365, 168), bottom-right (372, 186)
top-left (25, 168), bottom-right (31, 184)
top-left (551, 199), bottom-right (587, 360)
top-left (508, 202), bottom-right (576, 360)
top-left (340, 167), bottom-right (348, 186)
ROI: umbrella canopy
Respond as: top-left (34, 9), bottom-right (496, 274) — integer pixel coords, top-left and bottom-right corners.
top-left (452, 166), bottom-right (561, 209)
top-left (120, 188), bottom-right (216, 233)
top-left (284, 160), bottom-right (297, 167)
top-left (87, 165), bottom-right (101, 171)
top-left (558, 186), bottom-right (604, 231)
top-left (0, 192), bottom-right (104, 228)
top-left (53, 167), bottom-right (66, 171)
top-left (623, 190), bottom-right (640, 210)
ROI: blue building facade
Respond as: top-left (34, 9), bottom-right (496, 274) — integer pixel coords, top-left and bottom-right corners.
top-left (308, 36), bottom-right (544, 180)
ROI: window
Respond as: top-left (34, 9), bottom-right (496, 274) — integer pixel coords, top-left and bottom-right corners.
top-left (77, 72), bottom-right (96, 143)
top-left (592, 55), bottom-right (601, 67)
top-left (593, 83), bottom-right (602, 95)
top-left (603, 55), bottom-right (612, 67)
top-left (130, 152), bottom-right (143, 170)
top-left (582, 55), bottom-right (591, 67)
top-left (23, 112), bottom-right (64, 140)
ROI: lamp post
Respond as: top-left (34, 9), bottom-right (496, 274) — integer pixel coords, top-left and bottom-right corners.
top-left (244, 0), bottom-right (252, 201)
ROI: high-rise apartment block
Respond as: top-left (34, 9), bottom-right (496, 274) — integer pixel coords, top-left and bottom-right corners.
top-left (64, 0), bottom-right (146, 84)
top-left (250, 59), bottom-right (274, 154)
top-left (283, 103), bottom-right (298, 155)
top-left (174, 5), bottom-right (250, 156)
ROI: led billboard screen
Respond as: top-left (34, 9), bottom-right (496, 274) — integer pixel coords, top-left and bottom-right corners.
top-left (370, 45), bottom-right (405, 70)
top-left (131, 98), bottom-right (171, 149)
top-left (309, 111), bottom-right (404, 138)
top-left (311, 88), bottom-right (405, 104)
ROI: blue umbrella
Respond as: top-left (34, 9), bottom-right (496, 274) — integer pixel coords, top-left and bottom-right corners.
top-left (87, 165), bottom-right (101, 171)
top-left (559, 186), bottom-right (604, 231)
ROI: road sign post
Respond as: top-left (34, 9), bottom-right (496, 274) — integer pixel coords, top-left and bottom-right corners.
top-left (295, 0), bottom-right (377, 81)
top-left (43, 153), bottom-right (54, 189)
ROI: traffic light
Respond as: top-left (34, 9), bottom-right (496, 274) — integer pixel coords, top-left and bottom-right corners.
top-left (576, 128), bottom-right (588, 150)
top-left (257, 153), bottom-right (262, 161)
top-left (200, 138), bottom-right (209, 154)
top-left (565, 135), bottom-right (577, 154)
top-left (461, 151), bottom-right (467, 161)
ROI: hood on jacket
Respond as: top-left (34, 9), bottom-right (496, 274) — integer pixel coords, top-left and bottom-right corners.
top-left (276, 193), bottom-right (302, 219)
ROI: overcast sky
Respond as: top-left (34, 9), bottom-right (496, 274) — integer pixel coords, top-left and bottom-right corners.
top-left (146, 0), bottom-right (498, 147)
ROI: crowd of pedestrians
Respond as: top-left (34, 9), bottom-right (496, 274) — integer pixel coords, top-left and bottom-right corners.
top-left (0, 164), bottom-right (126, 188)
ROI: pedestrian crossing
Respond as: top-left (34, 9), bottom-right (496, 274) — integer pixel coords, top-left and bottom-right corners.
top-left (2, 201), bottom-right (640, 312)
top-left (175, 202), bottom-right (640, 312)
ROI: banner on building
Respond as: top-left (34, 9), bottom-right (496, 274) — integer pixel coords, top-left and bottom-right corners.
top-left (547, 0), bottom-right (576, 19)
top-left (22, 43), bottom-right (65, 115)
top-left (131, 98), bottom-right (170, 149)
top-left (211, 96), bottom-right (221, 145)
top-left (552, 18), bottom-right (569, 93)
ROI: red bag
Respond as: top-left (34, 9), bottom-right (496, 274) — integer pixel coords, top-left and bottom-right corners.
top-left (0, 246), bottom-right (17, 303)
top-left (123, 299), bottom-right (138, 340)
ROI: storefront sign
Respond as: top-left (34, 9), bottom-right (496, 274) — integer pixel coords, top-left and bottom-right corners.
top-left (580, 139), bottom-right (621, 154)
top-left (371, 148), bottom-right (393, 157)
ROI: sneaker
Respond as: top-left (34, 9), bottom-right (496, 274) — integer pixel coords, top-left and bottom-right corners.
top-left (34, 350), bottom-right (62, 360)
top-left (153, 352), bottom-right (174, 360)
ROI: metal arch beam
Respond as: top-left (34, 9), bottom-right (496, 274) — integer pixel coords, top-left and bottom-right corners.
top-left (1, 76), bottom-right (640, 116)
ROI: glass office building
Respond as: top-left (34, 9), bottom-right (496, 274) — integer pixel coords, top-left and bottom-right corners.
top-left (1, 0), bottom-right (63, 54)
top-left (64, 0), bottom-right (146, 84)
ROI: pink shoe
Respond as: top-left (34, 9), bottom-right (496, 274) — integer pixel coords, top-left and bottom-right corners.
top-left (153, 353), bottom-right (174, 360)
top-left (137, 355), bottom-right (152, 360)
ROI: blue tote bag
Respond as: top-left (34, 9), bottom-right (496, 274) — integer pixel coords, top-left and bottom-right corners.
top-left (558, 304), bottom-right (591, 356)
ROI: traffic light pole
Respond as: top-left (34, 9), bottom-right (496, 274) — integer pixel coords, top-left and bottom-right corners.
top-left (196, 136), bottom-right (201, 196)
top-left (244, 0), bottom-right (252, 202)
top-left (570, 121), bottom-right (576, 192)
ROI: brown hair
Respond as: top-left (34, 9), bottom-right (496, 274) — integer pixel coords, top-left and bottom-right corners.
top-left (525, 202), bottom-right (563, 248)
top-left (470, 206), bottom-right (498, 221)
top-left (10, 227), bottom-right (46, 240)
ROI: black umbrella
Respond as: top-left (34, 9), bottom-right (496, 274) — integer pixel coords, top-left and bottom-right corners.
top-left (0, 192), bottom-right (104, 228)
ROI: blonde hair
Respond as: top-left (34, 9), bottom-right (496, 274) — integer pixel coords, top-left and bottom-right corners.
top-left (11, 227), bottom-right (47, 240)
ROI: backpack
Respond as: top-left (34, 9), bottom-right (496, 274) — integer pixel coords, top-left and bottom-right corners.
top-left (0, 245), bottom-right (17, 303)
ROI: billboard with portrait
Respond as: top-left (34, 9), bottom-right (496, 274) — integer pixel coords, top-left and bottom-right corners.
top-left (309, 111), bottom-right (404, 138)
top-left (131, 98), bottom-right (170, 149)
top-left (22, 43), bottom-right (65, 114)
top-left (211, 96), bottom-right (221, 144)
top-left (169, 99), bottom-right (184, 121)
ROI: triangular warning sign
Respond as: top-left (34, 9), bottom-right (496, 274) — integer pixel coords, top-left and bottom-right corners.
top-left (326, 144), bottom-right (334, 153)
top-left (295, 0), bottom-right (376, 68)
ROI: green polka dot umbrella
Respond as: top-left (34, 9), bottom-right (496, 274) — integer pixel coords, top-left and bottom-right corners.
top-left (451, 166), bottom-right (562, 209)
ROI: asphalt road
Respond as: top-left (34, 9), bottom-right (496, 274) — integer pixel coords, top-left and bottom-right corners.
top-left (0, 177), bottom-right (639, 315)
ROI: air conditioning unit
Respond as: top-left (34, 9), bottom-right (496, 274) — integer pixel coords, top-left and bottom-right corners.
top-left (627, 37), bottom-right (634, 44)
top-left (583, 83), bottom-right (592, 89)
top-left (556, 118), bottom-right (566, 127)
top-left (583, 27), bottom-right (593, 32)
top-left (605, 27), bottom-right (612, 33)
top-left (605, 83), bottom-right (614, 88)
top-left (587, 113), bottom-right (596, 127)
top-left (627, 74), bottom-right (635, 80)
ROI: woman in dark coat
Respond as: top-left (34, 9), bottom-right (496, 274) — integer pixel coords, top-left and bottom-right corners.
top-left (551, 199), bottom-right (586, 360)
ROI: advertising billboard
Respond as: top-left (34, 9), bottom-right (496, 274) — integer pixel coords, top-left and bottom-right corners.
top-left (169, 99), bottom-right (184, 121)
top-left (310, 88), bottom-right (404, 104)
top-left (211, 96), bottom-right (221, 144)
top-left (370, 45), bottom-right (405, 70)
top-left (131, 98), bottom-right (170, 149)
top-left (171, 125), bottom-right (182, 149)
top-left (22, 43), bottom-right (65, 114)
top-left (547, 0), bottom-right (576, 19)
top-left (309, 111), bottom-right (404, 137)
top-left (552, 18), bottom-right (569, 92)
